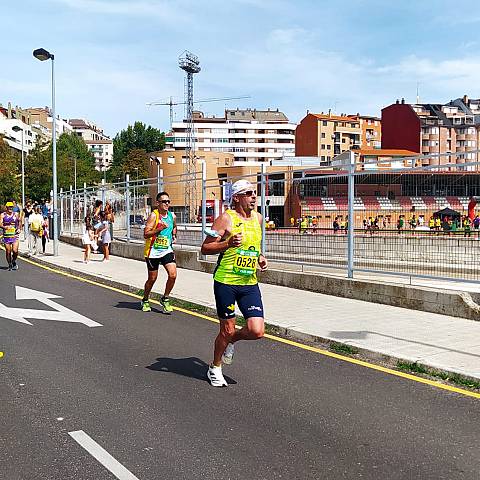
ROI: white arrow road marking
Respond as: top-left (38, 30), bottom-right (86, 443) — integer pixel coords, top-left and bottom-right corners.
top-left (0, 286), bottom-right (102, 327)
top-left (69, 430), bottom-right (141, 480)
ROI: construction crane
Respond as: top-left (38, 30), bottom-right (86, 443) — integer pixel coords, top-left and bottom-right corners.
top-left (147, 95), bottom-right (251, 128)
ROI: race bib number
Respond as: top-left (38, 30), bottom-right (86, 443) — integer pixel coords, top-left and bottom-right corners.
top-left (233, 249), bottom-right (259, 276)
top-left (153, 235), bottom-right (169, 250)
top-left (4, 226), bottom-right (16, 237)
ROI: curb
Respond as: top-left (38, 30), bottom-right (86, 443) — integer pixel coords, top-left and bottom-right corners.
top-left (20, 251), bottom-right (480, 388)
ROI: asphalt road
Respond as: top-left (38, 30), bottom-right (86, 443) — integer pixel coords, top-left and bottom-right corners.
top-left (1, 258), bottom-right (479, 480)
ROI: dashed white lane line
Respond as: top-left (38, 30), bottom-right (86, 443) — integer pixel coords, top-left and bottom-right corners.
top-left (69, 430), bottom-right (140, 480)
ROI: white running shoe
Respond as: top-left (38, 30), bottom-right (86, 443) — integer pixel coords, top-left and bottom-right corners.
top-left (207, 365), bottom-right (228, 387)
top-left (222, 343), bottom-right (235, 365)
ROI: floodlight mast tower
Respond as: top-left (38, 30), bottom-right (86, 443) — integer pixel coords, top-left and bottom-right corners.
top-left (179, 50), bottom-right (201, 222)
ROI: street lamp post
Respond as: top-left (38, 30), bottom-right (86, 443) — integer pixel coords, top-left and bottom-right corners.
top-left (33, 47), bottom-right (58, 256)
top-left (134, 167), bottom-right (139, 216)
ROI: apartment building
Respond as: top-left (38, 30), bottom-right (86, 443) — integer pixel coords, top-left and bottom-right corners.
top-left (351, 114), bottom-right (381, 149)
top-left (295, 111), bottom-right (381, 160)
top-left (0, 103), bottom-right (37, 153)
top-left (25, 107), bottom-right (73, 140)
top-left (382, 96), bottom-right (479, 168)
top-left (69, 118), bottom-right (113, 170)
top-left (166, 108), bottom-right (296, 163)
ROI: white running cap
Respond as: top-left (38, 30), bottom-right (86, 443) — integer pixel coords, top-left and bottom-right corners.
top-left (231, 179), bottom-right (255, 196)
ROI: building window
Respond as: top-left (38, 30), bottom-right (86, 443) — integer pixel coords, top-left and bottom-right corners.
top-left (321, 133), bottom-right (325, 138)
top-left (322, 121), bottom-right (328, 126)
top-left (326, 145), bottom-right (331, 150)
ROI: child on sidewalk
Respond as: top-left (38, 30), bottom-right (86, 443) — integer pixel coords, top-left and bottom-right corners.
top-left (82, 216), bottom-right (96, 263)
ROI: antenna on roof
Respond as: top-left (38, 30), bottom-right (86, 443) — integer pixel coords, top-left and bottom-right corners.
top-left (416, 81), bottom-right (420, 104)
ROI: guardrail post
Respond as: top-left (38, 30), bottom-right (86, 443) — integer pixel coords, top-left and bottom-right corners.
top-left (59, 187), bottom-right (64, 234)
top-left (261, 163), bottom-right (266, 254)
top-left (347, 150), bottom-right (355, 278)
top-left (101, 178), bottom-right (106, 205)
top-left (83, 182), bottom-right (87, 220)
top-left (70, 185), bottom-right (74, 235)
top-left (201, 161), bottom-right (207, 256)
top-left (125, 174), bottom-right (131, 242)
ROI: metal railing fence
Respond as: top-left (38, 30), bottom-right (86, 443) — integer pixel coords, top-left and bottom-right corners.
top-left (59, 151), bottom-right (480, 284)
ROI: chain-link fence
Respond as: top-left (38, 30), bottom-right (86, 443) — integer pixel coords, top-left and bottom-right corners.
top-left (59, 151), bottom-right (480, 284)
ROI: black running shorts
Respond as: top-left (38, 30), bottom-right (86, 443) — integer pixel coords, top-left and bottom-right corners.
top-left (145, 252), bottom-right (176, 271)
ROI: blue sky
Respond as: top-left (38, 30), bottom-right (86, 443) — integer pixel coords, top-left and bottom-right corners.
top-left (2, 0), bottom-right (479, 137)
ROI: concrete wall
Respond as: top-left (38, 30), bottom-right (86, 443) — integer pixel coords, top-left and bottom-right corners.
top-left (60, 235), bottom-right (480, 322)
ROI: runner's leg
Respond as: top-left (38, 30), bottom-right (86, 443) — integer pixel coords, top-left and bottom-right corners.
top-left (213, 319), bottom-right (236, 367)
top-left (5, 243), bottom-right (12, 266)
top-left (232, 284), bottom-right (265, 342)
top-left (163, 262), bottom-right (177, 297)
top-left (12, 241), bottom-right (19, 264)
top-left (212, 281), bottom-right (237, 367)
top-left (231, 316), bottom-right (264, 342)
top-left (143, 268), bottom-right (158, 301)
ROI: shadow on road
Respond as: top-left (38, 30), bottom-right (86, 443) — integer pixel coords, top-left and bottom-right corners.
top-left (146, 356), bottom-right (237, 385)
top-left (114, 301), bottom-right (163, 314)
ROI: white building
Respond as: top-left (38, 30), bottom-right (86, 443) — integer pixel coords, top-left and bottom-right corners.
top-left (166, 108), bottom-right (296, 164)
top-left (84, 140), bottom-right (114, 171)
top-left (25, 107), bottom-right (73, 141)
top-left (0, 104), bottom-right (37, 154)
top-left (69, 118), bottom-right (113, 170)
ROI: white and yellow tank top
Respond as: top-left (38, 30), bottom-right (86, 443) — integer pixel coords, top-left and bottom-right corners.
top-left (214, 209), bottom-right (262, 286)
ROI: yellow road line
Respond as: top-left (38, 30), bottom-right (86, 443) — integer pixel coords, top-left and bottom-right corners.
top-left (16, 255), bottom-right (480, 400)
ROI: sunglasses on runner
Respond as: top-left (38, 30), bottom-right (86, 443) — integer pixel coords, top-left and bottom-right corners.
top-left (239, 190), bottom-right (256, 197)
top-left (159, 199), bottom-right (170, 204)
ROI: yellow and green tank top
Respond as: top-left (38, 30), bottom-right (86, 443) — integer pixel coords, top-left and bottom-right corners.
top-left (214, 209), bottom-right (262, 286)
top-left (144, 210), bottom-right (174, 259)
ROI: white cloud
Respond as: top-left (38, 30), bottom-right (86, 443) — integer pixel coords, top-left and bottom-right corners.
top-left (48, 0), bottom-right (182, 20)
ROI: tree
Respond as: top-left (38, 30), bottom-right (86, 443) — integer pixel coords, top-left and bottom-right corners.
top-left (25, 133), bottom-right (101, 202)
top-left (121, 148), bottom-right (150, 178)
top-left (0, 136), bottom-right (21, 205)
top-left (111, 122), bottom-right (165, 180)
top-left (54, 133), bottom-right (100, 190)
top-left (24, 139), bottom-right (51, 202)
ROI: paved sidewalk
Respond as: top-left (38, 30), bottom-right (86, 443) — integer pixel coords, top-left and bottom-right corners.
top-left (17, 240), bottom-right (480, 381)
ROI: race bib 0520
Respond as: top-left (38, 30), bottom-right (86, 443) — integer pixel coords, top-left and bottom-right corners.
top-left (233, 248), bottom-right (259, 276)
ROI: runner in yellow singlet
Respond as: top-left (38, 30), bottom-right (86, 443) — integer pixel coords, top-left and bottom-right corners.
top-left (201, 180), bottom-right (268, 387)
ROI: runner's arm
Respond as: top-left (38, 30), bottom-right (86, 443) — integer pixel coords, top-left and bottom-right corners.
top-left (255, 212), bottom-right (268, 270)
top-left (201, 213), bottom-right (236, 255)
top-left (172, 212), bottom-right (177, 243)
top-left (143, 212), bottom-right (166, 239)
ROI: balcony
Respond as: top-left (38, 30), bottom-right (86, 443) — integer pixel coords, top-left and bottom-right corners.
top-left (456, 134), bottom-right (466, 141)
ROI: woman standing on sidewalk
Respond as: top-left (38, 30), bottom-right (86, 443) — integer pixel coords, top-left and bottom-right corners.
top-left (41, 215), bottom-right (49, 254)
top-left (97, 211), bottom-right (111, 262)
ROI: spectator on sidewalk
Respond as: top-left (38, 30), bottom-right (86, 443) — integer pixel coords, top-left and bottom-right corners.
top-left (82, 216), bottom-right (94, 263)
top-left (41, 214), bottom-right (49, 254)
top-left (28, 207), bottom-right (44, 256)
top-left (97, 211), bottom-right (111, 262)
top-left (23, 201), bottom-right (34, 250)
